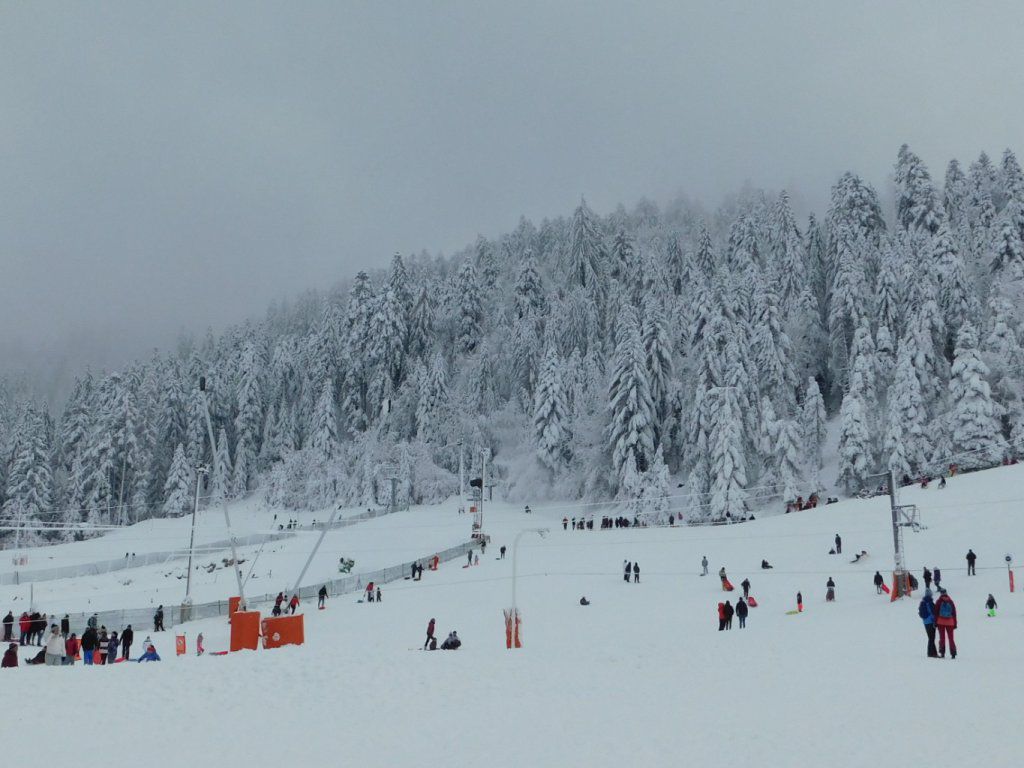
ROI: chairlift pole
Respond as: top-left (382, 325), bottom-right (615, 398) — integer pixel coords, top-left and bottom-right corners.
top-left (185, 465), bottom-right (208, 605)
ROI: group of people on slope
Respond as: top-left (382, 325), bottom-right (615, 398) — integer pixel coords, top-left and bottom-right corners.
top-left (717, 598), bottom-right (749, 630)
top-left (2, 618), bottom-right (157, 668)
top-left (422, 618), bottom-right (460, 651)
top-left (623, 561), bottom-right (640, 583)
top-left (272, 592), bottom-right (302, 617)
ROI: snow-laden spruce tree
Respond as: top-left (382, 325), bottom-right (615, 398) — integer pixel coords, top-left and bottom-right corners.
top-left (708, 386), bottom-right (747, 520)
top-left (836, 376), bottom-right (873, 493)
top-left (534, 346), bottom-right (570, 474)
top-left (311, 380), bottom-right (339, 461)
top-left (948, 322), bottom-right (1005, 469)
top-left (210, 428), bottom-right (232, 503)
top-left (884, 344), bottom-right (928, 481)
top-left (566, 199), bottom-right (606, 290)
top-left (416, 353), bottom-right (449, 444)
top-left (162, 443), bottom-right (193, 517)
top-left (800, 377), bottom-right (827, 489)
top-left (2, 407), bottom-right (53, 536)
top-left (641, 295), bottom-right (673, 437)
top-left (606, 306), bottom-right (655, 488)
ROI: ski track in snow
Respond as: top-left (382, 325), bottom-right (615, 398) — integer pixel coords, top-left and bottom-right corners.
top-left (3, 466), bottom-right (1024, 767)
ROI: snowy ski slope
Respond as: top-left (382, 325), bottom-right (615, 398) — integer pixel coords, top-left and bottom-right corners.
top-left (2, 465), bottom-right (1023, 767)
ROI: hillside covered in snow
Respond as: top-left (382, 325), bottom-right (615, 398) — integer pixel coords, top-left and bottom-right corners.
top-left (3, 144), bottom-right (1024, 546)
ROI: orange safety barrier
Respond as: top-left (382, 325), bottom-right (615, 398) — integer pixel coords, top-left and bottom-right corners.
top-left (261, 614), bottom-right (305, 649)
top-left (175, 635), bottom-right (186, 656)
top-left (228, 596), bottom-right (242, 623)
top-left (229, 610), bottom-right (261, 652)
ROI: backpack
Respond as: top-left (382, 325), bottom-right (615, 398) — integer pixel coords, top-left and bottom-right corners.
top-left (939, 600), bottom-right (954, 619)
top-left (918, 601), bottom-right (932, 620)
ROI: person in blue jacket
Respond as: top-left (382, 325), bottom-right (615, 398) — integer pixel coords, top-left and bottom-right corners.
top-left (137, 644), bottom-right (161, 662)
top-left (918, 588), bottom-right (938, 658)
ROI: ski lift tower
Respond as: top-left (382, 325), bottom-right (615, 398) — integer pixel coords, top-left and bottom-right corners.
top-left (887, 470), bottom-right (921, 599)
top-left (378, 463), bottom-right (403, 514)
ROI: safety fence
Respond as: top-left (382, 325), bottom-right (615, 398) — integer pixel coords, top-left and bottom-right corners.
top-left (290, 504), bottom-right (406, 532)
top-left (0, 532), bottom-right (296, 587)
top-left (45, 539), bottom-right (476, 636)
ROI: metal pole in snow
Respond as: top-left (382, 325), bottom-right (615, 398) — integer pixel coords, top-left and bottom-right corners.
top-left (292, 505), bottom-right (343, 596)
top-left (185, 465), bottom-right (207, 605)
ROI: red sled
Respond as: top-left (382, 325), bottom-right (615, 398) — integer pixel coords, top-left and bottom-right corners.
top-left (722, 579), bottom-right (735, 591)
top-left (881, 583), bottom-right (891, 594)
top-left (747, 596), bottom-right (758, 607)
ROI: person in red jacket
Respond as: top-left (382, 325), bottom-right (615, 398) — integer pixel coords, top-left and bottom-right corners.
top-left (717, 602), bottom-right (726, 631)
top-left (424, 618), bottom-right (436, 650)
top-left (64, 634), bottom-right (80, 666)
top-left (288, 594), bottom-right (300, 615)
top-left (934, 588), bottom-right (958, 659)
top-left (18, 613), bottom-right (31, 646)
top-left (2, 642), bottom-right (18, 668)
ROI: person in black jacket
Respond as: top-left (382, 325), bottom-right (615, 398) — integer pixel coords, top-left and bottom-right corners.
top-left (121, 625), bottom-right (134, 660)
top-left (60, 615), bottom-right (70, 637)
top-left (80, 626), bottom-right (99, 665)
top-left (632, 562), bottom-right (640, 583)
top-left (966, 549), bottom-right (977, 576)
top-left (741, 578), bottom-right (751, 599)
top-left (154, 605), bottom-right (164, 632)
top-left (735, 598), bottom-right (748, 628)
top-left (873, 571), bottom-right (884, 594)
top-left (318, 586), bottom-right (328, 609)
top-left (923, 567), bottom-right (932, 589)
top-left (1, 611), bottom-right (12, 642)
top-left (834, 534), bottom-right (842, 554)
top-left (723, 600), bottom-right (734, 630)
top-left (826, 577), bottom-right (836, 602)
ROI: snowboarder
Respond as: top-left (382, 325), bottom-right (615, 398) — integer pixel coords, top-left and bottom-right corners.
top-left (796, 592), bottom-right (803, 612)
top-left (624, 561), bottom-right (632, 582)
top-left (2, 643), bottom-right (17, 668)
top-left (633, 562), bottom-right (640, 583)
top-left (318, 585), bottom-right (328, 609)
top-left (717, 602), bottom-right (726, 631)
top-left (424, 618), bottom-right (436, 650)
top-left (723, 600), bottom-right (734, 629)
top-left (153, 605), bottom-right (164, 632)
top-left (918, 589), bottom-right (938, 658)
top-left (933, 588), bottom-right (957, 659)
top-left (923, 567), bottom-right (932, 589)
top-left (736, 597), bottom-right (748, 628)
top-left (986, 594), bottom-right (997, 617)
top-left (966, 549), bottom-right (977, 576)
top-left (289, 594), bottom-right (300, 614)
top-left (826, 577), bottom-right (836, 602)
top-left (701, 556), bottom-right (709, 576)
top-left (873, 571), bottom-right (884, 594)
top-left (137, 644), bottom-right (161, 662)
top-left (440, 631), bottom-right (461, 650)
top-left (741, 578), bottom-right (751, 599)
top-left (121, 625), bottom-right (133, 660)
top-left (834, 534), bottom-right (842, 554)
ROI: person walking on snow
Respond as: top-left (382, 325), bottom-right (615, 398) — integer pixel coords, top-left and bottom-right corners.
top-left (624, 561), bottom-right (632, 583)
top-left (986, 594), bottom-right (997, 617)
top-left (741, 578), bottom-right (751, 599)
top-left (873, 571), bottom-right (884, 594)
top-left (834, 534), bottom-right (842, 554)
top-left (918, 589), bottom-right (938, 658)
top-left (933, 588), bottom-right (957, 659)
top-left (318, 586), bottom-right (328, 609)
top-left (717, 602), bottom-right (726, 631)
top-left (923, 567), bottom-right (932, 589)
top-left (966, 550), bottom-right (977, 576)
top-left (633, 562), bottom-right (640, 583)
top-left (153, 605), bottom-right (164, 632)
top-left (467, 550), bottom-right (473, 567)
top-left (500, 546), bottom-right (506, 559)
top-left (796, 592), bottom-right (803, 612)
top-left (826, 577), bottom-right (836, 602)
top-left (424, 618), bottom-right (436, 650)
top-left (289, 594), bottom-right (300, 614)
top-left (2, 611), bottom-right (12, 642)
top-left (121, 625), bottom-right (133, 660)
top-left (736, 597), bottom-right (748, 628)
top-left (701, 556), bottom-right (708, 576)
top-left (723, 600), bottom-right (734, 629)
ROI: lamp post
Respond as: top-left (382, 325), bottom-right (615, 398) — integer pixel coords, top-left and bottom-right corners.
top-left (507, 527), bottom-right (548, 649)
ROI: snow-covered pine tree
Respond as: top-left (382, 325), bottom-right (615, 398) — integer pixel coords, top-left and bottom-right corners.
top-left (800, 377), bottom-right (827, 489)
top-left (161, 443), bottom-right (193, 517)
top-left (836, 377), bottom-right (874, 493)
top-left (884, 344), bottom-right (929, 481)
top-left (211, 428), bottom-right (232, 502)
top-left (311, 380), bottom-right (339, 461)
top-left (708, 386), bottom-right (747, 521)
top-left (641, 295), bottom-right (673, 441)
top-left (534, 346), bottom-right (570, 473)
top-left (606, 306), bottom-right (655, 487)
top-left (416, 353), bottom-right (449, 444)
top-left (948, 322), bottom-right (1005, 470)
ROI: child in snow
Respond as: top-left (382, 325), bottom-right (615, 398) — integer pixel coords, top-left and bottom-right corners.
top-left (761, 560), bottom-right (773, 569)
top-left (440, 631), bottom-right (461, 650)
top-left (796, 592), bottom-right (803, 612)
top-left (986, 594), bottom-right (997, 617)
top-left (376, 587), bottom-right (382, 602)
top-left (137, 644), bottom-right (161, 662)
top-left (197, 633), bottom-right (205, 655)
top-left (289, 594), bottom-right (300, 614)
top-left (826, 578), bottom-right (835, 602)
top-left (2, 642), bottom-right (18, 668)
top-left (741, 578), bottom-right (751, 598)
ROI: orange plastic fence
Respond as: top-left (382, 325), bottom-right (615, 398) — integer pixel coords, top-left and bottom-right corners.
top-left (261, 615), bottom-right (305, 649)
top-left (229, 610), bottom-right (261, 652)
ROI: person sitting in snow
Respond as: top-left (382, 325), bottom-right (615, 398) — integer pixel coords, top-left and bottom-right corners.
top-left (137, 644), bottom-right (161, 662)
top-left (2, 642), bottom-right (18, 668)
top-left (579, 597), bottom-right (590, 606)
top-left (440, 631), bottom-right (461, 650)
top-left (761, 560), bottom-right (773, 569)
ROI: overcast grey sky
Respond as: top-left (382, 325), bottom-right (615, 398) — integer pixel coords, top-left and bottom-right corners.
top-left (3, 1), bottom-right (1024, 381)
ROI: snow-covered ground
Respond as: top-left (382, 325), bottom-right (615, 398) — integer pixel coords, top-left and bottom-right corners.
top-left (3, 466), bottom-right (1024, 767)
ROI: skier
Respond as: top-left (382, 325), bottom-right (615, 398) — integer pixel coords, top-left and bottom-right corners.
top-left (741, 578), bottom-right (751, 599)
top-left (2, 611), bottom-right (11, 641)
top-left (2, 643), bottom-right (17, 668)
top-left (966, 549), bottom-right (977, 576)
top-left (918, 589), bottom-right (938, 658)
top-left (736, 597), bottom-right (748, 628)
top-left (153, 605), bottom-right (164, 632)
top-left (834, 534), bottom-right (842, 554)
top-left (289, 594), bottom-right (300, 614)
top-left (117, 624), bottom-right (132, 662)
top-left (624, 561), bottom-right (632, 583)
top-left (633, 562), bottom-right (640, 583)
top-left (424, 618), bottom-right (436, 650)
top-left (796, 592), bottom-right (803, 612)
top-left (318, 585), bottom-right (328, 609)
top-left (933, 588), bottom-right (957, 659)
top-left (826, 577), bottom-right (836, 602)
top-left (137, 644), bottom-right (161, 662)
top-left (717, 602), bottom-right (726, 631)
top-left (873, 571), bottom-right (884, 594)
top-left (701, 556), bottom-right (709, 576)
top-left (440, 631), bottom-right (461, 650)
top-left (923, 567), bottom-right (932, 589)
top-left (723, 600), bottom-right (734, 630)
top-left (986, 594), bottom-right (997, 617)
